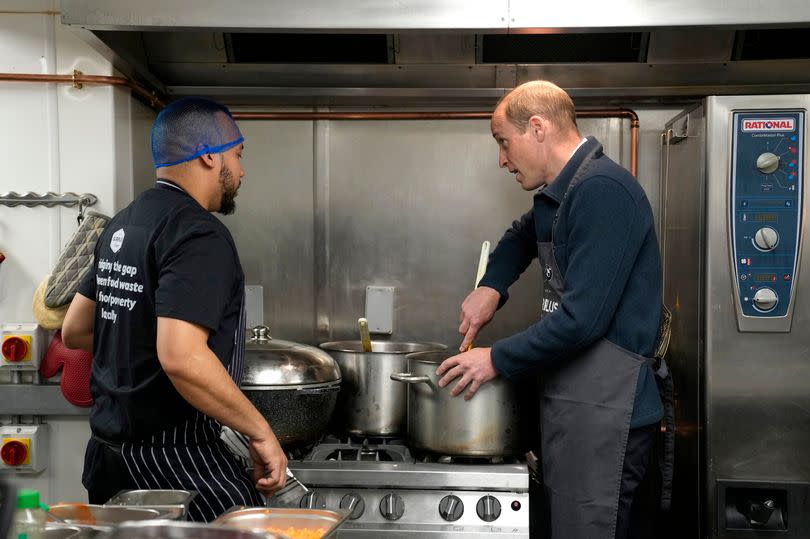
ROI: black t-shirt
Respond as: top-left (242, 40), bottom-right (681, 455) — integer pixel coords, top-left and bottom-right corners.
top-left (77, 181), bottom-right (245, 442)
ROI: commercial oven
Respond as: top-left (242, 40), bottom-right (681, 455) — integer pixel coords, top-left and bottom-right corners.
top-left (661, 95), bottom-right (810, 538)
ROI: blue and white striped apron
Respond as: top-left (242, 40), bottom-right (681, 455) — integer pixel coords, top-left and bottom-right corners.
top-left (119, 298), bottom-right (263, 522)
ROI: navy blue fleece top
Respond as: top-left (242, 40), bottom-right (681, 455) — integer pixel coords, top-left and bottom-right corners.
top-left (480, 137), bottom-right (664, 428)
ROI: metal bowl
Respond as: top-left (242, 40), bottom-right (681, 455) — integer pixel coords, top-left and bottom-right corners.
top-left (96, 520), bottom-right (284, 538)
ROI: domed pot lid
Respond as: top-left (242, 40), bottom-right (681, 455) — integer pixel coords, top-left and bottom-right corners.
top-left (243, 325), bottom-right (341, 386)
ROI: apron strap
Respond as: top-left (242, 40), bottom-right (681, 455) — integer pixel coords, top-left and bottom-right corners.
top-left (654, 358), bottom-right (675, 512)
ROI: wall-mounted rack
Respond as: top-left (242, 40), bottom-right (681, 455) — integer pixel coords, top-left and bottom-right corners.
top-left (0, 191), bottom-right (98, 208)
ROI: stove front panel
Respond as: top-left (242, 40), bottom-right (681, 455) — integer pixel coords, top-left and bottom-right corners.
top-left (290, 487), bottom-right (530, 538)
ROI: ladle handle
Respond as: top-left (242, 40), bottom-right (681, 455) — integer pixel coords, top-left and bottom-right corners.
top-left (466, 240), bottom-right (491, 351)
top-left (358, 317), bottom-right (372, 352)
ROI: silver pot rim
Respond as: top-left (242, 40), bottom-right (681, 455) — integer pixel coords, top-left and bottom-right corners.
top-left (320, 341), bottom-right (446, 354)
top-left (241, 381), bottom-right (341, 391)
top-left (405, 349), bottom-right (454, 365)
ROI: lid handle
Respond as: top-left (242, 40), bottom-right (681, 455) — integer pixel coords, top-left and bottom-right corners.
top-left (250, 325), bottom-right (272, 342)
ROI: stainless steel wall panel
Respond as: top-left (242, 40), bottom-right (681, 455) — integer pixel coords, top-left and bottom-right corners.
top-left (222, 121), bottom-right (316, 344)
top-left (325, 118), bottom-right (540, 345)
top-left (323, 117), bottom-right (634, 345)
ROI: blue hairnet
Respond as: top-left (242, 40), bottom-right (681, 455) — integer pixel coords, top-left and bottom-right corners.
top-left (151, 97), bottom-right (243, 169)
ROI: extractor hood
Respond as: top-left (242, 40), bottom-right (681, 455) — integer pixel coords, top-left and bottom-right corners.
top-left (61, 0), bottom-right (810, 105)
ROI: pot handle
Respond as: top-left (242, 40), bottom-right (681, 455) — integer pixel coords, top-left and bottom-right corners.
top-left (390, 373), bottom-right (431, 384)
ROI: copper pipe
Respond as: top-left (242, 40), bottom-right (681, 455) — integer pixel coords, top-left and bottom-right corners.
top-left (576, 109), bottom-right (640, 177)
top-left (0, 72), bottom-right (165, 108)
top-left (232, 109), bottom-right (640, 176)
top-left (233, 111), bottom-right (492, 121)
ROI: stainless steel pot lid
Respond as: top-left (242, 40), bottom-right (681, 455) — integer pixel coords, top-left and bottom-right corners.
top-left (243, 326), bottom-right (341, 386)
top-left (320, 341), bottom-right (446, 354)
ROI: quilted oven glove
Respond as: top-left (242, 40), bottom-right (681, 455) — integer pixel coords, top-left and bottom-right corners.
top-left (44, 211), bottom-right (109, 308)
top-left (38, 330), bottom-right (93, 407)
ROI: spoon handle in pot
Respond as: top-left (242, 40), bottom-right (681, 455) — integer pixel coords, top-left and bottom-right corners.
top-left (358, 317), bottom-right (372, 352)
top-left (466, 240), bottom-right (491, 352)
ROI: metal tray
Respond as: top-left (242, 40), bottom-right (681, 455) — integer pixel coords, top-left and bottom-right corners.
top-left (105, 489), bottom-right (197, 520)
top-left (214, 507), bottom-right (352, 539)
top-left (48, 504), bottom-right (162, 526)
top-left (95, 520), bottom-right (286, 538)
top-left (44, 525), bottom-right (110, 539)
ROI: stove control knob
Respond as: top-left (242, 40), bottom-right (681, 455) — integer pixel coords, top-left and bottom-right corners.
top-left (757, 152), bottom-right (780, 174)
top-left (340, 493), bottom-right (365, 520)
top-left (753, 227), bottom-right (779, 251)
top-left (379, 493), bottom-right (405, 521)
top-left (476, 495), bottom-right (501, 522)
top-left (299, 491), bottom-right (325, 509)
top-left (439, 495), bottom-right (464, 522)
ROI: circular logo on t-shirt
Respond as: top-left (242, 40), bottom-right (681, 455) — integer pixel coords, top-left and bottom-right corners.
top-left (544, 265), bottom-right (553, 281)
top-left (110, 228), bottom-right (125, 253)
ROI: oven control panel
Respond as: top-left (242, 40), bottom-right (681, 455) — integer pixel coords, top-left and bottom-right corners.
top-left (731, 110), bottom-right (804, 331)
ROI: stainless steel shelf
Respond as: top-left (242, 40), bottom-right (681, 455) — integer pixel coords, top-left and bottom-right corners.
top-left (0, 384), bottom-right (90, 416)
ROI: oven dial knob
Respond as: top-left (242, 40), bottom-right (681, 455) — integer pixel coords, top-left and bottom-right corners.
top-left (757, 152), bottom-right (780, 174)
top-left (379, 493), bottom-right (405, 521)
top-left (299, 491), bottom-right (325, 509)
top-left (753, 288), bottom-right (778, 312)
top-left (753, 227), bottom-right (779, 251)
top-left (476, 495), bottom-right (501, 522)
top-left (439, 495), bottom-right (464, 522)
top-left (340, 493), bottom-right (365, 520)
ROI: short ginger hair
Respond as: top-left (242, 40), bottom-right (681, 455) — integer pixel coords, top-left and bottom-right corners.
top-left (498, 80), bottom-right (578, 134)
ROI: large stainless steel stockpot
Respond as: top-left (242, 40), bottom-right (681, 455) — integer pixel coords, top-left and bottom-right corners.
top-left (243, 326), bottom-right (341, 448)
top-left (391, 350), bottom-right (528, 456)
top-left (319, 341), bottom-right (446, 436)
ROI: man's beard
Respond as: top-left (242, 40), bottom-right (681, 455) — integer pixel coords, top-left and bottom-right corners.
top-left (218, 165), bottom-right (238, 215)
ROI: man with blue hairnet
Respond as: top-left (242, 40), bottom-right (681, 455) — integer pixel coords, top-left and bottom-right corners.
top-left (63, 97), bottom-right (287, 521)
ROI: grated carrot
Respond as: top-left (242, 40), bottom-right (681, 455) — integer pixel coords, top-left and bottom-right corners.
top-left (264, 526), bottom-right (328, 539)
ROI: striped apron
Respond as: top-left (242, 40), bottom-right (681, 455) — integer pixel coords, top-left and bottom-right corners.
top-left (119, 298), bottom-right (264, 522)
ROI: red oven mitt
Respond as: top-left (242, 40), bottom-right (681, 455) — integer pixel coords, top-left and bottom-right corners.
top-left (38, 330), bottom-right (94, 407)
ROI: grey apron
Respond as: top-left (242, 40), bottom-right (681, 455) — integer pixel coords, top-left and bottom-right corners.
top-left (537, 146), bottom-right (655, 539)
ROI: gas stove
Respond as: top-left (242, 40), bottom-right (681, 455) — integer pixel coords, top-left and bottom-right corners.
top-left (269, 436), bottom-right (530, 538)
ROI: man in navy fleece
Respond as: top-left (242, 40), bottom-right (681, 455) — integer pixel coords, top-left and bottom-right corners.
top-left (436, 80), bottom-right (663, 539)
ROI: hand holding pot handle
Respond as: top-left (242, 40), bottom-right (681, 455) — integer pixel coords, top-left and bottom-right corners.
top-left (436, 347), bottom-right (497, 400)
